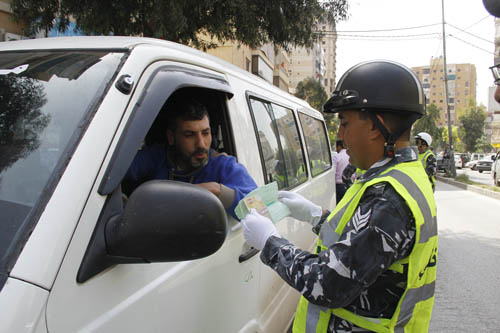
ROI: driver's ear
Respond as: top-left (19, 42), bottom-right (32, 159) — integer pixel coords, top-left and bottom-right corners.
top-left (167, 129), bottom-right (174, 146)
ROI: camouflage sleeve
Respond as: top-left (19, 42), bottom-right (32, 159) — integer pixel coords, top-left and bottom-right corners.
top-left (260, 182), bottom-right (416, 308)
top-left (426, 155), bottom-right (437, 177)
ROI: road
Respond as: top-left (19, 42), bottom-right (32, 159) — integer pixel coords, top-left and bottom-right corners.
top-left (429, 180), bottom-right (500, 332)
top-left (448, 167), bottom-right (495, 187)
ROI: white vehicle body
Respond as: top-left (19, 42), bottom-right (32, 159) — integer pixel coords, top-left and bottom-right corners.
top-left (0, 37), bottom-right (335, 332)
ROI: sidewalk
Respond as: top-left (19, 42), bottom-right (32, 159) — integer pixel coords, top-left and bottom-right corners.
top-left (436, 175), bottom-right (500, 200)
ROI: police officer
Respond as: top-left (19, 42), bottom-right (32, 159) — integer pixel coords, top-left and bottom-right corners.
top-left (484, 0), bottom-right (500, 103)
top-left (241, 60), bottom-right (438, 333)
top-left (414, 132), bottom-right (437, 191)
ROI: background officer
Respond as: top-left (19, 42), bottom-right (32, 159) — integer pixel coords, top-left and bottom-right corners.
top-left (241, 60), bottom-right (438, 333)
top-left (414, 132), bottom-right (437, 190)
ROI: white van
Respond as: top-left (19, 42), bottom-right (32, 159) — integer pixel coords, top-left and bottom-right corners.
top-left (0, 37), bottom-right (335, 332)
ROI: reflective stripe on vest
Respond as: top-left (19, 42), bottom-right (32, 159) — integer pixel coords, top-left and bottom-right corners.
top-left (418, 150), bottom-right (433, 166)
top-left (293, 161), bottom-right (437, 333)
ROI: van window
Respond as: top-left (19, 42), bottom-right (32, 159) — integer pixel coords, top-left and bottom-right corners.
top-left (249, 98), bottom-right (306, 189)
top-left (298, 113), bottom-right (332, 177)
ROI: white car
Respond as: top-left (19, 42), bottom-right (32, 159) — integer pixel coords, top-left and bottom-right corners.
top-left (0, 37), bottom-right (335, 332)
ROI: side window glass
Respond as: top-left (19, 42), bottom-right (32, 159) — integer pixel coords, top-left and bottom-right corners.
top-left (249, 98), bottom-right (283, 187)
top-left (272, 104), bottom-right (307, 187)
top-left (299, 113), bottom-right (332, 177)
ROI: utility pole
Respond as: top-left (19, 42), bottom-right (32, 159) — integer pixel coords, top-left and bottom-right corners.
top-left (441, 0), bottom-right (456, 177)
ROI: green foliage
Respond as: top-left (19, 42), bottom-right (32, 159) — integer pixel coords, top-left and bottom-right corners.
top-left (411, 103), bottom-right (443, 149)
top-left (11, 0), bottom-right (349, 50)
top-left (294, 77), bottom-right (338, 147)
top-left (295, 77), bottom-right (328, 111)
top-left (0, 75), bottom-right (49, 172)
top-left (458, 101), bottom-right (487, 153)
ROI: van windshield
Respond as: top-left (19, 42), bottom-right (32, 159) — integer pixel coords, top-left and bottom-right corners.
top-left (0, 50), bottom-right (125, 281)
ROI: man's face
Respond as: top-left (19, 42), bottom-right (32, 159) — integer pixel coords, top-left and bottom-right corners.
top-left (168, 115), bottom-right (212, 169)
top-left (337, 110), bottom-right (373, 168)
top-left (415, 139), bottom-right (427, 154)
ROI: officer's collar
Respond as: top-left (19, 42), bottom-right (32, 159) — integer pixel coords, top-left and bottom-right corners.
top-left (358, 147), bottom-right (417, 183)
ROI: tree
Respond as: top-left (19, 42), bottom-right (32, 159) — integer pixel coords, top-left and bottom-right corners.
top-left (11, 0), bottom-right (349, 50)
top-left (294, 77), bottom-right (338, 147)
top-left (295, 77), bottom-right (328, 111)
top-left (458, 101), bottom-right (487, 153)
top-left (0, 75), bottom-right (49, 173)
top-left (411, 103), bottom-right (442, 150)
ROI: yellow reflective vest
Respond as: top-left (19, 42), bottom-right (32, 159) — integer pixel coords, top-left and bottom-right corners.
top-left (293, 160), bottom-right (438, 333)
top-left (418, 149), bottom-right (436, 189)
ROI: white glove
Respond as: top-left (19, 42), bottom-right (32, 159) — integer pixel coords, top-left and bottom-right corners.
top-left (278, 191), bottom-right (323, 225)
top-left (241, 209), bottom-right (280, 250)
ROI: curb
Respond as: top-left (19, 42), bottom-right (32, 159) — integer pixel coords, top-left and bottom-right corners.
top-left (436, 175), bottom-right (500, 200)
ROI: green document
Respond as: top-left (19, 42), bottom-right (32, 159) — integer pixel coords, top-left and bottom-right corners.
top-left (234, 182), bottom-right (291, 223)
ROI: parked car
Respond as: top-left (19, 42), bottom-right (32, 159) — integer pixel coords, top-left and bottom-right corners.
top-left (0, 37), bottom-right (335, 332)
top-left (436, 151), bottom-right (448, 171)
top-left (454, 153), bottom-right (469, 169)
top-left (475, 156), bottom-right (493, 173)
top-left (493, 152), bottom-right (500, 186)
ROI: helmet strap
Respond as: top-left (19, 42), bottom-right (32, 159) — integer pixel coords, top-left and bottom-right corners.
top-left (368, 112), bottom-right (418, 158)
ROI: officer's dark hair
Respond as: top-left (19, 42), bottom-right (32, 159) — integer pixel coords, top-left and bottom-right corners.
top-left (165, 91), bottom-right (209, 133)
top-left (336, 140), bottom-right (344, 148)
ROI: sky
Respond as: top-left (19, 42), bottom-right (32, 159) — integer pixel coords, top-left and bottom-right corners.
top-left (334, 0), bottom-right (496, 107)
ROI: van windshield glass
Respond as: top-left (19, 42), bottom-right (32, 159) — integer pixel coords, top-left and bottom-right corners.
top-left (0, 50), bottom-right (124, 278)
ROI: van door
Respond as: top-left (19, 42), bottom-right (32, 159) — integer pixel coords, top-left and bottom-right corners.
top-left (46, 60), bottom-right (260, 332)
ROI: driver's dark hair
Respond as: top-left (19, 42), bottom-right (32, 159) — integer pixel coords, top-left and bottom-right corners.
top-left (165, 90), bottom-right (209, 132)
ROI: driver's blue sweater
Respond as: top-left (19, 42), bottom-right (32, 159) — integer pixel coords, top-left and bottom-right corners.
top-left (125, 144), bottom-right (257, 220)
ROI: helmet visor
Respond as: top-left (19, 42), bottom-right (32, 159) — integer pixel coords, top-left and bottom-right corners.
top-left (490, 64), bottom-right (500, 85)
top-left (324, 89), bottom-right (359, 113)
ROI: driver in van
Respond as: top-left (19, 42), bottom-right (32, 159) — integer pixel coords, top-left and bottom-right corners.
top-left (124, 93), bottom-right (257, 220)
top-left (241, 60), bottom-right (437, 333)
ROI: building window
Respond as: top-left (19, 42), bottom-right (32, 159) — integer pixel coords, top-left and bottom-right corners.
top-left (440, 99), bottom-right (443, 103)
top-left (423, 68), bottom-right (430, 74)
top-left (465, 81), bottom-right (469, 87)
top-left (458, 68), bottom-right (461, 72)
top-left (449, 98), bottom-right (454, 104)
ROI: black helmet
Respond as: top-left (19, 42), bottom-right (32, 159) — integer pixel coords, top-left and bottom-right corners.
top-left (324, 60), bottom-right (426, 158)
top-left (324, 60), bottom-right (425, 116)
top-left (483, 0), bottom-right (500, 17)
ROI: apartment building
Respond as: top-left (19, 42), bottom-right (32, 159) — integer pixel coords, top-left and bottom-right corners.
top-left (203, 38), bottom-right (290, 93)
top-left (286, 20), bottom-right (337, 96)
top-left (0, 0), bottom-right (27, 41)
top-left (412, 57), bottom-right (477, 126)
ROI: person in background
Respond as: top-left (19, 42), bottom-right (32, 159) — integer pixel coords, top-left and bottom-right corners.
top-left (414, 132), bottom-right (436, 191)
top-left (332, 140), bottom-right (350, 203)
top-left (241, 60), bottom-right (437, 333)
top-left (124, 92), bottom-right (257, 220)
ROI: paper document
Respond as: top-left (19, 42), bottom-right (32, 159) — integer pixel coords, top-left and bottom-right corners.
top-left (235, 182), bottom-right (291, 223)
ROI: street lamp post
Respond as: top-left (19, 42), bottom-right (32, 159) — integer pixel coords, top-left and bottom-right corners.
top-left (441, 0), bottom-right (457, 177)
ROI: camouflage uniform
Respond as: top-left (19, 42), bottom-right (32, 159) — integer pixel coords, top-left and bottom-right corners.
top-left (260, 147), bottom-right (418, 333)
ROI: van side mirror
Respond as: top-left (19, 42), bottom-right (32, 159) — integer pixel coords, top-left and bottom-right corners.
top-left (492, 155), bottom-right (496, 161)
top-left (77, 180), bottom-right (227, 283)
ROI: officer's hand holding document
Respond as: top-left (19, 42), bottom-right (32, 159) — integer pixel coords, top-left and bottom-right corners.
top-left (235, 182), bottom-right (291, 223)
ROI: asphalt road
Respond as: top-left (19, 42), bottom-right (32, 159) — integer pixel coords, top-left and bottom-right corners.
top-left (447, 167), bottom-right (495, 187)
top-left (429, 181), bottom-right (500, 332)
